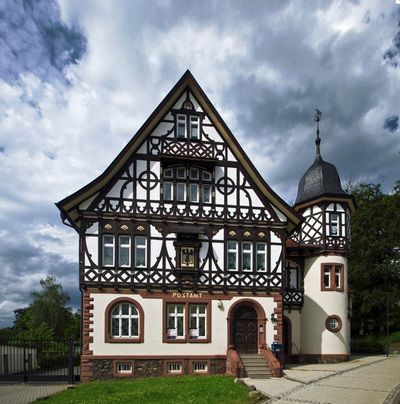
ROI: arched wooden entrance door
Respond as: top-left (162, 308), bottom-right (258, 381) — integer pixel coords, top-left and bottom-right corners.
top-left (232, 305), bottom-right (258, 353)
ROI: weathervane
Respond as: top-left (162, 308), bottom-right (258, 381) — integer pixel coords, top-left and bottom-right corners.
top-left (314, 109), bottom-right (322, 156)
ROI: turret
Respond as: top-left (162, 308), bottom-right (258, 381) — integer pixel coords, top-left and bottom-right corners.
top-left (293, 110), bottom-right (355, 362)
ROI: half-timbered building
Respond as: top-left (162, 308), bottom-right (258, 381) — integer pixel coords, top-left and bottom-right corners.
top-left (57, 71), bottom-right (355, 381)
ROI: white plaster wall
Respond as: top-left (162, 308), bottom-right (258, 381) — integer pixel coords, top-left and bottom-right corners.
top-left (301, 255), bottom-right (349, 355)
top-left (90, 294), bottom-right (277, 356)
top-left (283, 310), bottom-right (301, 354)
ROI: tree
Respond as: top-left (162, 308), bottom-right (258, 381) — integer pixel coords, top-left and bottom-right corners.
top-left (13, 276), bottom-right (80, 340)
top-left (348, 181), bottom-right (400, 336)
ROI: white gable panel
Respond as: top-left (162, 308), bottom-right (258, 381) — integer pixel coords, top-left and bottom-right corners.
top-left (151, 121), bottom-right (174, 138)
top-left (79, 193), bottom-right (99, 210)
top-left (271, 205), bottom-right (287, 222)
top-left (106, 179), bottom-right (132, 199)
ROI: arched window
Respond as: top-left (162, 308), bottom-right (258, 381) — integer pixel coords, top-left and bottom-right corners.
top-left (105, 298), bottom-right (144, 343)
top-left (111, 303), bottom-right (139, 338)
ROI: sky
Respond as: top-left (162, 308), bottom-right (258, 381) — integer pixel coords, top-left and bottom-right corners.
top-left (0, 0), bottom-right (399, 328)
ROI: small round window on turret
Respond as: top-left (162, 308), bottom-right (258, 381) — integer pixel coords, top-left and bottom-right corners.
top-left (325, 315), bottom-right (342, 333)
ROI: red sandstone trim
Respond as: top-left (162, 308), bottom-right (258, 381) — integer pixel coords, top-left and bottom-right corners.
top-left (260, 347), bottom-right (282, 377)
top-left (226, 347), bottom-right (244, 378)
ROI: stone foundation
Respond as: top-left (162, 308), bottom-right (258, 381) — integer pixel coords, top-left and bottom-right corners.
top-left (81, 357), bottom-right (226, 382)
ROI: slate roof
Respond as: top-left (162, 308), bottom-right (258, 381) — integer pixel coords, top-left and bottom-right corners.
top-left (295, 153), bottom-right (347, 205)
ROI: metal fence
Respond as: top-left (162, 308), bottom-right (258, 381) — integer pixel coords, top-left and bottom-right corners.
top-left (0, 339), bottom-right (80, 383)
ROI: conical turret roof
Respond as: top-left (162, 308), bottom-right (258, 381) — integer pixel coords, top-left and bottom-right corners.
top-left (295, 112), bottom-right (347, 205)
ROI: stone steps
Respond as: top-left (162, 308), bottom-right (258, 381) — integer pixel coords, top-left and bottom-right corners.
top-left (240, 353), bottom-right (273, 379)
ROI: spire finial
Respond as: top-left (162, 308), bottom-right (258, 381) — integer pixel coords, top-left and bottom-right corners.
top-left (314, 109), bottom-right (322, 156)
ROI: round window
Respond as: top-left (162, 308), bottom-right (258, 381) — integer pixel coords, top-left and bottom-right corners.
top-left (325, 315), bottom-right (342, 333)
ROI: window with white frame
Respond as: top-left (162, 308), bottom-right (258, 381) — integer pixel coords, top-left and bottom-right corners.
top-left (202, 185), bottom-right (211, 203)
top-left (192, 362), bottom-right (208, 373)
top-left (189, 304), bottom-right (206, 338)
top-left (322, 264), bottom-right (343, 291)
top-left (227, 241), bottom-right (238, 271)
top-left (256, 243), bottom-right (267, 272)
top-left (177, 115), bottom-right (186, 139)
top-left (167, 362), bottom-right (182, 374)
top-left (164, 182), bottom-right (173, 201)
top-left (161, 165), bottom-right (213, 205)
top-left (190, 116), bottom-right (200, 139)
top-left (116, 362), bottom-right (133, 374)
top-left (242, 242), bottom-right (252, 271)
top-left (119, 236), bottom-right (131, 267)
top-left (175, 114), bottom-right (201, 140)
top-left (167, 304), bottom-right (184, 338)
top-left (177, 183), bottom-right (186, 202)
top-left (111, 303), bottom-right (139, 338)
top-left (330, 213), bottom-right (339, 236)
top-left (323, 267), bottom-right (331, 288)
top-left (190, 184), bottom-right (199, 202)
top-left (102, 235), bottom-right (115, 266)
top-left (134, 236), bottom-right (147, 267)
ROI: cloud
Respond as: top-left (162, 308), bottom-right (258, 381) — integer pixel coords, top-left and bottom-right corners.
top-left (384, 116), bottom-right (399, 132)
top-left (1, 0), bottom-right (400, 327)
top-left (0, 0), bottom-right (87, 84)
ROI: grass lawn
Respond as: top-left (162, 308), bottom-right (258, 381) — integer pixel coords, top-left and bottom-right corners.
top-left (37, 375), bottom-right (256, 404)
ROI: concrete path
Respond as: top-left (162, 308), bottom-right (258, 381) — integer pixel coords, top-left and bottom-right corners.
top-left (0, 383), bottom-right (66, 404)
top-left (244, 355), bottom-right (400, 404)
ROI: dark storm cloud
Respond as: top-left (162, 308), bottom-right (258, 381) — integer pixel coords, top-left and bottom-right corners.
top-left (0, 0), bottom-right (87, 83)
top-left (384, 116), bottom-right (399, 132)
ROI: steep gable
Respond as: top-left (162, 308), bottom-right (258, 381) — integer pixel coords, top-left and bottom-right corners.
top-left (57, 71), bottom-right (301, 230)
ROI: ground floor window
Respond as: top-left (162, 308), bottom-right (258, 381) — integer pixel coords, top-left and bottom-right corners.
top-left (165, 301), bottom-right (210, 342)
top-left (105, 297), bottom-right (144, 343)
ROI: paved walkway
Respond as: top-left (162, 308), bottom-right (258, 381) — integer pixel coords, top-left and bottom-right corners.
top-left (0, 383), bottom-right (66, 404)
top-left (244, 355), bottom-right (400, 404)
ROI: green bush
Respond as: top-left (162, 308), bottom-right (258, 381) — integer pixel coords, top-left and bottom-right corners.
top-left (351, 337), bottom-right (385, 354)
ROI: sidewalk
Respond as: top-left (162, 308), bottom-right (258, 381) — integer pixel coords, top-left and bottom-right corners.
top-left (244, 355), bottom-right (400, 404)
top-left (0, 383), bottom-right (66, 404)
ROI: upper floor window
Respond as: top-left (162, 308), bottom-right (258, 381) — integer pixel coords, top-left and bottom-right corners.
top-left (161, 165), bottom-right (213, 205)
top-left (119, 236), bottom-right (131, 267)
top-left (228, 240), bottom-right (268, 272)
top-left (135, 236), bottom-right (147, 267)
top-left (330, 213), bottom-right (339, 236)
top-left (321, 263), bottom-right (344, 291)
top-left (286, 263), bottom-right (299, 288)
top-left (101, 234), bottom-right (148, 268)
top-left (175, 113), bottom-right (201, 140)
top-left (103, 235), bottom-right (115, 266)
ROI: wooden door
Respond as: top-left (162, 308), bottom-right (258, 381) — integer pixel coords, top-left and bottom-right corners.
top-left (232, 305), bottom-right (258, 353)
top-left (233, 319), bottom-right (257, 353)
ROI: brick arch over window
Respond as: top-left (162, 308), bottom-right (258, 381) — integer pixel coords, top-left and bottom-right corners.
top-left (104, 297), bottom-right (144, 343)
top-left (227, 299), bottom-right (267, 350)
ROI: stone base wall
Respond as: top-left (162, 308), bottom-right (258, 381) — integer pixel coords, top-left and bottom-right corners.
top-left (81, 356), bottom-right (226, 382)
